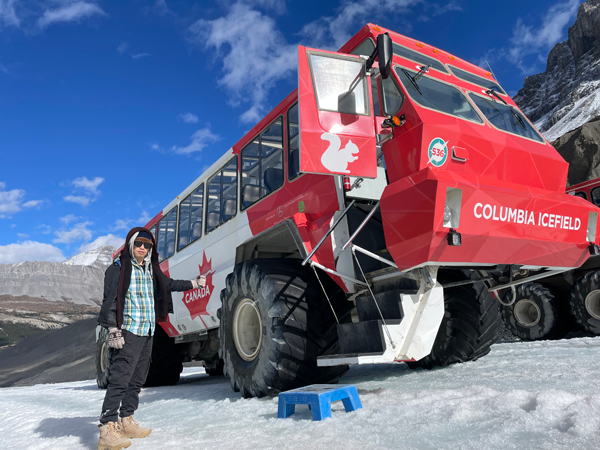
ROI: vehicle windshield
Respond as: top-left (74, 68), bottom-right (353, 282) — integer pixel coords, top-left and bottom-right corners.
top-left (448, 65), bottom-right (506, 95)
top-left (468, 93), bottom-right (545, 143)
top-left (393, 43), bottom-right (449, 74)
top-left (396, 67), bottom-right (483, 123)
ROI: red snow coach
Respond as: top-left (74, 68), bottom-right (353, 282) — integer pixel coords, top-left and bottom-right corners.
top-left (97, 24), bottom-right (600, 398)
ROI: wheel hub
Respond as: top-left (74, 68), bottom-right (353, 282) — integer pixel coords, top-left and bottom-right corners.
top-left (514, 299), bottom-right (541, 327)
top-left (585, 289), bottom-right (600, 320)
top-left (233, 298), bottom-right (263, 361)
top-left (100, 341), bottom-right (108, 372)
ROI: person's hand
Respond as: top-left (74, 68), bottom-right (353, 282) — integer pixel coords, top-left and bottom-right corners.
top-left (191, 275), bottom-right (206, 289)
top-left (108, 327), bottom-right (125, 349)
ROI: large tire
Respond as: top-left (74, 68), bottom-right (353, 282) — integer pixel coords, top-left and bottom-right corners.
top-left (409, 280), bottom-right (500, 369)
top-left (570, 270), bottom-right (600, 335)
top-left (219, 259), bottom-right (351, 398)
top-left (96, 327), bottom-right (113, 389)
top-left (144, 324), bottom-right (183, 387)
top-left (501, 282), bottom-right (570, 341)
top-left (204, 356), bottom-right (224, 377)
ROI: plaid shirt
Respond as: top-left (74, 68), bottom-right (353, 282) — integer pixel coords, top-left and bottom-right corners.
top-left (122, 259), bottom-right (155, 337)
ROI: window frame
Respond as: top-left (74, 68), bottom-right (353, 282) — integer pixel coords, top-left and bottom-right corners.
top-left (240, 116), bottom-right (285, 211)
top-left (157, 205), bottom-right (179, 262)
top-left (380, 73), bottom-right (405, 117)
top-left (306, 50), bottom-right (371, 116)
top-left (395, 65), bottom-right (485, 126)
top-left (392, 42), bottom-right (450, 75)
top-left (177, 182), bottom-right (205, 252)
top-left (448, 64), bottom-right (507, 96)
top-left (467, 90), bottom-right (546, 144)
top-left (205, 156), bottom-right (238, 235)
top-left (286, 102), bottom-right (304, 183)
top-left (590, 187), bottom-right (600, 207)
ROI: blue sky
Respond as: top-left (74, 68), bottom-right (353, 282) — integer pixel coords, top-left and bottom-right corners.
top-left (0, 0), bottom-right (585, 263)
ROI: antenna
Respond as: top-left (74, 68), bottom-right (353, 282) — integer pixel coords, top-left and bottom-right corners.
top-left (485, 59), bottom-right (499, 82)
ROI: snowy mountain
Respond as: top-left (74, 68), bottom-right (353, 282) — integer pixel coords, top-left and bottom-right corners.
top-left (2, 337), bottom-right (600, 449)
top-left (514, 0), bottom-right (600, 142)
top-left (63, 245), bottom-right (114, 269)
top-left (0, 261), bottom-right (104, 305)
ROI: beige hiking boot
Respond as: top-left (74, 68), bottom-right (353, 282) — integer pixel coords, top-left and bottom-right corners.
top-left (118, 415), bottom-right (152, 439)
top-left (98, 422), bottom-right (131, 450)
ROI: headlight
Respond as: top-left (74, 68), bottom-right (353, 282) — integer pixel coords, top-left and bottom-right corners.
top-left (444, 188), bottom-right (462, 228)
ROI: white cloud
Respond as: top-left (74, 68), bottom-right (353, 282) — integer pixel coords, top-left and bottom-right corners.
top-left (0, 0), bottom-right (20, 28)
top-left (132, 53), bottom-right (150, 59)
top-left (189, 2), bottom-right (297, 124)
top-left (77, 234), bottom-right (123, 253)
top-left (112, 210), bottom-right (152, 231)
top-left (72, 176), bottom-right (104, 194)
top-left (500, 0), bottom-right (580, 74)
top-left (190, 0), bottom-right (425, 123)
top-left (36, 224), bottom-right (52, 234)
top-left (170, 127), bottom-right (220, 155)
top-left (37, 1), bottom-right (107, 29)
top-left (53, 221), bottom-right (93, 244)
top-left (178, 112), bottom-right (199, 124)
top-left (17, 232), bottom-right (28, 239)
top-left (117, 42), bottom-right (129, 54)
top-left (60, 214), bottom-right (79, 224)
top-left (0, 240), bottom-right (66, 264)
top-left (22, 199), bottom-right (42, 208)
top-left (299, 0), bottom-right (421, 50)
top-left (64, 195), bottom-right (91, 206)
top-left (0, 183), bottom-right (25, 218)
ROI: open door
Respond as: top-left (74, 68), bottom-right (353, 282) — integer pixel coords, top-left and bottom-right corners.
top-left (298, 46), bottom-right (378, 178)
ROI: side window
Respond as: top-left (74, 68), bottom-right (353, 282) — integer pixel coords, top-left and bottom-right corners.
top-left (350, 39), bottom-right (375, 57)
top-left (157, 217), bottom-right (166, 261)
top-left (241, 118), bottom-right (283, 208)
top-left (371, 77), bottom-right (382, 117)
top-left (288, 104), bottom-right (300, 180)
top-left (381, 75), bottom-right (404, 116)
top-left (164, 207), bottom-right (177, 260)
top-left (149, 225), bottom-right (156, 239)
top-left (206, 157), bottom-right (238, 233)
top-left (178, 184), bottom-right (204, 251)
top-left (591, 188), bottom-right (600, 206)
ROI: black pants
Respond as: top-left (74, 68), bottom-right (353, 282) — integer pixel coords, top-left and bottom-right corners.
top-left (100, 329), bottom-right (153, 425)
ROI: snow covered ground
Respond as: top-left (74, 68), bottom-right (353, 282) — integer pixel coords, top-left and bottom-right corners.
top-left (2, 338), bottom-right (600, 450)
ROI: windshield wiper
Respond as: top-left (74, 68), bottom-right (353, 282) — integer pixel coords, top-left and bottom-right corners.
top-left (485, 88), bottom-right (527, 132)
top-left (402, 69), bottom-right (422, 95)
top-left (401, 65), bottom-right (430, 96)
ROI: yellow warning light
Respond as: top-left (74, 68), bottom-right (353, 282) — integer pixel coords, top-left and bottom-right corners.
top-left (392, 116), bottom-right (401, 126)
top-left (486, 72), bottom-right (492, 76)
top-left (449, 56), bottom-right (456, 60)
top-left (433, 49), bottom-right (440, 54)
top-left (416, 43), bottom-right (424, 48)
top-left (373, 26), bottom-right (381, 31)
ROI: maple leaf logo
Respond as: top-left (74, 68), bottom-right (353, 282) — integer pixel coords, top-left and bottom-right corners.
top-left (182, 252), bottom-right (214, 322)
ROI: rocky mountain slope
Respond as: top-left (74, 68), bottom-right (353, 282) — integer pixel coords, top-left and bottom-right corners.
top-left (514, 0), bottom-right (600, 142)
top-left (0, 246), bottom-right (115, 346)
top-left (552, 116), bottom-right (600, 185)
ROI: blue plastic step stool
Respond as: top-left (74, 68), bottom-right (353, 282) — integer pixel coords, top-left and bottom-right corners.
top-left (277, 384), bottom-right (362, 421)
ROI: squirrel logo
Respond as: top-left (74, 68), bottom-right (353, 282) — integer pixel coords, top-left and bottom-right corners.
top-left (320, 132), bottom-right (359, 173)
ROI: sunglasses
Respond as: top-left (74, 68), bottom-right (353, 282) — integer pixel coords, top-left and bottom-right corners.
top-left (134, 241), bottom-right (153, 250)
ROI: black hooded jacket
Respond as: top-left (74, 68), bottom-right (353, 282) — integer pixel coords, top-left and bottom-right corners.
top-left (98, 227), bottom-right (192, 329)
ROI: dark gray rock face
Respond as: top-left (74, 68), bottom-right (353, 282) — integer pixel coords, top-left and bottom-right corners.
top-left (552, 116), bottom-right (600, 185)
top-left (514, 0), bottom-right (600, 141)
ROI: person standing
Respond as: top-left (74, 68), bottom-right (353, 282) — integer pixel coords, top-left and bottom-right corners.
top-left (97, 227), bottom-right (205, 450)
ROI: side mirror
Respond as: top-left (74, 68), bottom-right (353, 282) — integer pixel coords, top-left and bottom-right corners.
top-left (377, 33), bottom-right (393, 79)
top-left (366, 32), bottom-right (393, 79)
top-left (338, 90), bottom-right (357, 115)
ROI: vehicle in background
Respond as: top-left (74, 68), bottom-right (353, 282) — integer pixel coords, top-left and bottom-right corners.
top-left (96, 24), bottom-right (600, 397)
top-left (500, 178), bottom-right (600, 340)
